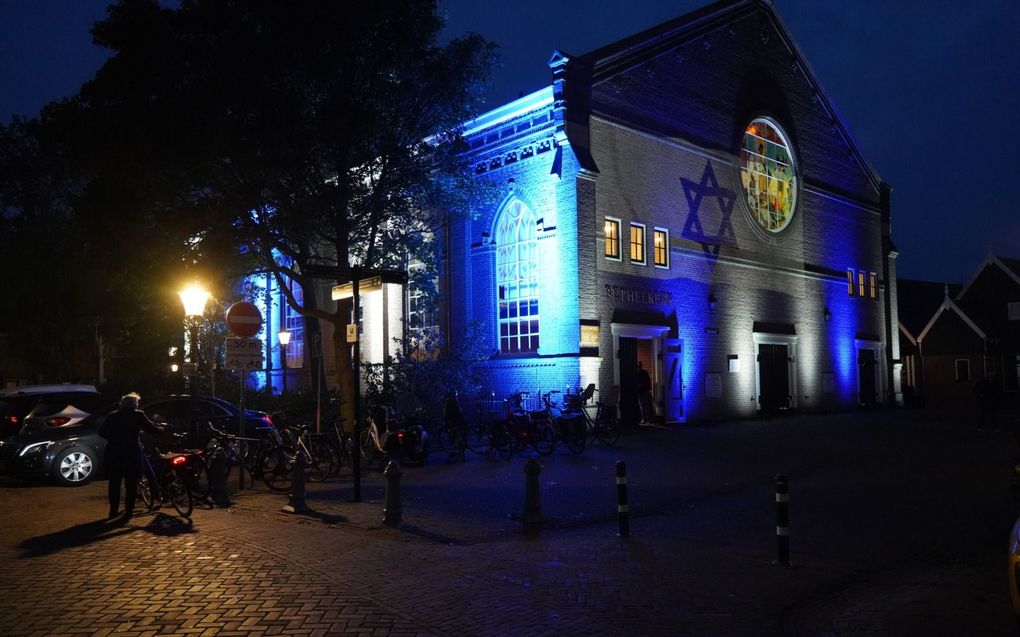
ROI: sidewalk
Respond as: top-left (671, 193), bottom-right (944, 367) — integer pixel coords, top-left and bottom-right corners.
top-left (0, 409), bottom-right (1016, 636)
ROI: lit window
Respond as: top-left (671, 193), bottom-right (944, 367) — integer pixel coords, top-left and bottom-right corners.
top-left (858, 271), bottom-right (866, 298)
top-left (847, 269), bottom-right (856, 297)
top-left (869, 273), bottom-right (878, 300)
top-left (740, 117), bottom-right (797, 233)
top-left (955, 359), bottom-right (970, 382)
top-left (281, 280), bottom-right (304, 368)
top-left (407, 270), bottom-right (437, 346)
top-left (653, 228), bottom-right (669, 268)
top-left (629, 223), bottom-right (645, 264)
top-left (604, 218), bottom-right (620, 260)
top-left (496, 199), bottom-right (539, 354)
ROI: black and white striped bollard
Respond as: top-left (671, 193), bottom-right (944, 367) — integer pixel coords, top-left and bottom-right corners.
top-left (775, 474), bottom-right (790, 566)
top-left (616, 460), bottom-right (629, 537)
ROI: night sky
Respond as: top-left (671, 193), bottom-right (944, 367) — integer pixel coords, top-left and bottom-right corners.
top-left (2, 0), bottom-right (1018, 283)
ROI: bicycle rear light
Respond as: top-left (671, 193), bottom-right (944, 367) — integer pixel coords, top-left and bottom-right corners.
top-left (171, 455), bottom-right (187, 466)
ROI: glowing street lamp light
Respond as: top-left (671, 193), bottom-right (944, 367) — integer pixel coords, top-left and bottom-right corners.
top-left (178, 283), bottom-right (210, 436)
top-left (278, 329), bottom-right (291, 394)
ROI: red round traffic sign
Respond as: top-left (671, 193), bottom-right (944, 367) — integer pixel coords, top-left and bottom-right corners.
top-left (225, 301), bottom-right (263, 338)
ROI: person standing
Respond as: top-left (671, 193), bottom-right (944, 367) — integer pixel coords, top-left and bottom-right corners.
top-left (637, 361), bottom-right (654, 425)
top-left (98, 392), bottom-right (164, 521)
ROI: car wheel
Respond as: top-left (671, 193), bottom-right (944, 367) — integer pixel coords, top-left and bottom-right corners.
top-left (52, 445), bottom-right (96, 486)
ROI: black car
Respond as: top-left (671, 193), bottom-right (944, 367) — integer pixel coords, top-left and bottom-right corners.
top-left (142, 395), bottom-right (274, 440)
top-left (0, 384), bottom-right (104, 440)
top-left (0, 403), bottom-right (115, 486)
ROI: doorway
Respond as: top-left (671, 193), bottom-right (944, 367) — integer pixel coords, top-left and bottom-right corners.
top-left (753, 331), bottom-right (798, 416)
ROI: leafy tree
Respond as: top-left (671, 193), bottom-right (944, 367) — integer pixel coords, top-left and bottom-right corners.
top-left (73, 0), bottom-right (497, 425)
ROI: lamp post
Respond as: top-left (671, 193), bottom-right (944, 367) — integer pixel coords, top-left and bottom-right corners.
top-left (278, 329), bottom-right (291, 394)
top-left (179, 283), bottom-right (210, 438)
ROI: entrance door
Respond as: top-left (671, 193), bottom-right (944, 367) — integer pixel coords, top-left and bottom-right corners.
top-left (858, 348), bottom-right (877, 406)
top-left (663, 338), bottom-right (684, 423)
top-left (618, 337), bottom-right (640, 426)
top-left (758, 343), bottom-right (790, 415)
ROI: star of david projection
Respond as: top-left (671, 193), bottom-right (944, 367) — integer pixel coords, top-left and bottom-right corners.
top-left (680, 161), bottom-right (737, 258)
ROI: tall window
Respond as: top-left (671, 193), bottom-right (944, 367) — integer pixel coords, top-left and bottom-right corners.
top-left (629, 223), bottom-right (646, 264)
top-left (496, 199), bottom-right (539, 354)
top-left (857, 271), bottom-right (866, 298)
top-left (604, 218), bottom-right (621, 260)
top-left (653, 228), bottom-right (669, 268)
top-left (868, 273), bottom-right (878, 300)
top-left (281, 280), bottom-right (304, 368)
top-left (847, 269), bottom-right (856, 296)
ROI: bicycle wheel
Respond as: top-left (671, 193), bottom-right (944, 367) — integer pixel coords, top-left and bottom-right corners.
top-left (166, 469), bottom-right (194, 518)
top-left (597, 407), bottom-right (622, 445)
top-left (438, 424), bottom-right (465, 455)
top-left (531, 420), bottom-right (557, 456)
top-left (304, 438), bottom-right (334, 483)
top-left (360, 429), bottom-right (378, 463)
top-left (259, 447), bottom-right (293, 492)
top-left (137, 474), bottom-right (155, 512)
top-left (189, 460), bottom-right (211, 500)
top-left (466, 423), bottom-right (492, 455)
top-left (563, 417), bottom-right (587, 455)
top-left (490, 422), bottom-right (513, 460)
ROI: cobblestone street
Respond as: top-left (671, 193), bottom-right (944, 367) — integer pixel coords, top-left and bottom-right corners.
top-left (1, 409), bottom-right (1016, 636)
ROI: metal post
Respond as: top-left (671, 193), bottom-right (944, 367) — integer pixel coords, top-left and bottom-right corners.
top-left (352, 267), bottom-right (362, 503)
top-left (522, 456), bottom-right (544, 535)
top-left (616, 460), bottom-right (630, 537)
top-left (210, 448), bottom-right (231, 507)
top-left (281, 342), bottom-right (288, 394)
top-left (382, 460), bottom-right (403, 526)
top-left (775, 474), bottom-right (790, 566)
top-left (188, 318), bottom-right (200, 441)
top-left (282, 449), bottom-right (309, 514)
top-left (238, 375), bottom-right (246, 491)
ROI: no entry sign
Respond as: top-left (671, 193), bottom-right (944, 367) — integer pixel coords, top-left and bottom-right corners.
top-left (225, 301), bottom-right (263, 338)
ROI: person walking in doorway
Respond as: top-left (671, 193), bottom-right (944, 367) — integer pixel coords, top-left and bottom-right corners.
top-left (98, 392), bottom-right (165, 521)
top-left (637, 361), bottom-right (654, 425)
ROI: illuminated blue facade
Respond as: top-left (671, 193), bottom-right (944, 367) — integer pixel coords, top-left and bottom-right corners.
top-left (444, 0), bottom-right (899, 422)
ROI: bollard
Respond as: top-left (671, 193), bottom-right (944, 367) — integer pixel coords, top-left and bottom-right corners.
top-left (522, 456), bottom-right (544, 535)
top-left (383, 460), bottom-right (403, 526)
top-left (616, 460), bottom-right (629, 537)
top-left (775, 474), bottom-right (790, 566)
top-left (210, 448), bottom-right (231, 508)
top-left (282, 450), bottom-right (309, 514)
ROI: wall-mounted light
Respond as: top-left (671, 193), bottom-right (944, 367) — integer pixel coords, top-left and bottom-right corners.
top-left (824, 308), bottom-right (831, 322)
top-left (170, 363), bottom-right (179, 373)
top-left (708, 294), bottom-right (718, 311)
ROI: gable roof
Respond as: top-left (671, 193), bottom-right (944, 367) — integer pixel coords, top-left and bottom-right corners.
top-left (955, 254), bottom-right (1020, 301)
top-left (574, 0), bottom-right (885, 193)
top-left (917, 294), bottom-right (985, 344)
top-left (898, 279), bottom-right (961, 340)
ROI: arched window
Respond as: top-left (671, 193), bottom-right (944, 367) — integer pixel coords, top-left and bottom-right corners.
top-left (740, 117), bottom-right (797, 233)
top-left (495, 199), bottom-right (539, 354)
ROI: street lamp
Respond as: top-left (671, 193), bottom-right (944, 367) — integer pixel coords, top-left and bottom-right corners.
top-left (179, 283), bottom-right (210, 437)
top-left (278, 329), bottom-right (291, 394)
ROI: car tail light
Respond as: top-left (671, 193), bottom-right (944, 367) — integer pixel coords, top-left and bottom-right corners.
top-left (2, 416), bottom-right (18, 427)
top-left (262, 415), bottom-right (273, 427)
top-left (47, 417), bottom-right (71, 427)
top-left (171, 455), bottom-right (187, 466)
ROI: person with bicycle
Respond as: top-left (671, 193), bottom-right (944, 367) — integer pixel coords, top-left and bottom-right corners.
top-left (97, 392), bottom-right (166, 522)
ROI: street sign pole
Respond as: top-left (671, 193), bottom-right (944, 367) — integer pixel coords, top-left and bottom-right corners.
top-left (352, 266), bottom-right (361, 503)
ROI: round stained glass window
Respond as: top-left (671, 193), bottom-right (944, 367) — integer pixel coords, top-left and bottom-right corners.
top-left (740, 118), bottom-right (797, 233)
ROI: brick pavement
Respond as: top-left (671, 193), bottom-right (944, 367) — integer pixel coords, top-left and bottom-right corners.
top-left (0, 409), bottom-right (1017, 636)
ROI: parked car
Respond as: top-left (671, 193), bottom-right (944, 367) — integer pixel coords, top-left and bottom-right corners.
top-left (142, 395), bottom-right (274, 440)
top-left (0, 384), bottom-right (104, 440)
top-left (0, 403), bottom-right (116, 486)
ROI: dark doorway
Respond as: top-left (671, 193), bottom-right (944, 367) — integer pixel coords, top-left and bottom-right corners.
top-left (858, 348), bottom-right (877, 406)
top-left (618, 337), bottom-right (640, 426)
top-left (758, 343), bottom-right (790, 415)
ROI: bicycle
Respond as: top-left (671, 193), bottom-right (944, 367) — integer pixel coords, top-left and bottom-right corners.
top-left (137, 442), bottom-right (195, 519)
top-left (505, 391), bottom-right (556, 456)
top-left (580, 385), bottom-right (621, 445)
top-left (256, 422), bottom-right (335, 492)
top-left (542, 390), bottom-right (587, 455)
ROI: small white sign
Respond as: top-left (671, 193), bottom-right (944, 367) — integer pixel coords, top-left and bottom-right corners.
top-left (225, 337), bottom-right (263, 371)
top-left (346, 324), bottom-right (358, 344)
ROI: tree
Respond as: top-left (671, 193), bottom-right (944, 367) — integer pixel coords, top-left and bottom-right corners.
top-left (72, 0), bottom-right (497, 424)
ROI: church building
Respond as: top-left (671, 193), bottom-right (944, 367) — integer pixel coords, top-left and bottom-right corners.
top-left (443, 0), bottom-right (900, 422)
